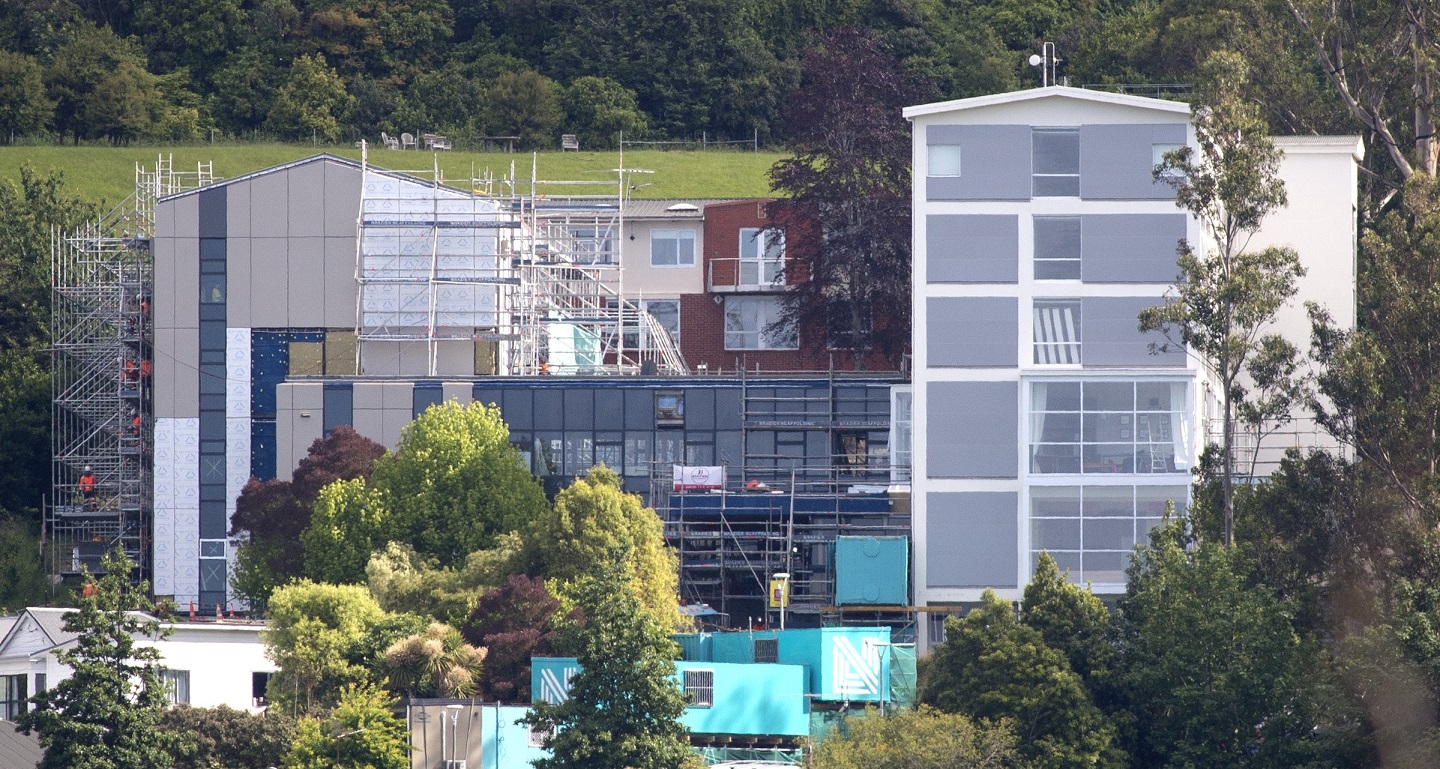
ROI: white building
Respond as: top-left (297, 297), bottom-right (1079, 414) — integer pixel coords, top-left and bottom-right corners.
top-left (0, 607), bottom-right (275, 719)
top-left (904, 86), bottom-right (1360, 648)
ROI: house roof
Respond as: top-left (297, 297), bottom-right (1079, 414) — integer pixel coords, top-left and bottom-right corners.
top-left (903, 85), bottom-right (1192, 120)
top-left (0, 724), bottom-right (42, 768)
top-left (623, 199), bottom-right (741, 220)
top-left (21, 608), bottom-right (75, 647)
top-left (158, 153), bottom-right (472, 202)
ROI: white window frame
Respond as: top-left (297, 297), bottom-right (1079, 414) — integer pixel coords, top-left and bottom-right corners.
top-left (650, 229), bottom-right (696, 267)
top-left (1027, 379), bottom-right (1192, 476)
top-left (1032, 127), bottom-right (1080, 197)
top-left (891, 386), bottom-right (912, 482)
top-left (683, 669), bottom-right (714, 707)
top-left (1153, 143), bottom-right (1185, 180)
top-left (1033, 215), bottom-right (1081, 280)
top-left (1032, 300), bottom-right (1081, 365)
top-left (928, 144), bottom-right (962, 176)
top-left (724, 296), bottom-right (797, 351)
top-left (161, 669), bottom-right (190, 705)
top-left (738, 228), bottom-right (784, 287)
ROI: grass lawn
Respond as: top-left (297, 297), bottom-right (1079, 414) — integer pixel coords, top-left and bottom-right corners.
top-left (0, 143), bottom-right (786, 207)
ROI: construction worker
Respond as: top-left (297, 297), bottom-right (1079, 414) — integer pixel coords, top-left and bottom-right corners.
top-left (122, 358), bottom-right (138, 385)
top-left (78, 466), bottom-right (97, 511)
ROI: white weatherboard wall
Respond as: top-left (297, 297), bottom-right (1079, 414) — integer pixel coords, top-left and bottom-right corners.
top-left (225, 328), bottom-right (252, 607)
top-left (153, 418), bottom-right (200, 602)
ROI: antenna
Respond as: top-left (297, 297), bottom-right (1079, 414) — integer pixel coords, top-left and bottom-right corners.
top-left (1029, 42), bottom-right (1061, 87)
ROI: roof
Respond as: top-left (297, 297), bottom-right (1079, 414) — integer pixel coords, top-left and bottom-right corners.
top-left (158, 153), bottom-right (473, 203)
top-left (0, 725), bottom-right (42, 768)
top-left (1272, 135), bottom-right (1365, 161)
top-left (903, 85), bottom-right (1191, 120)
top-left (623, 198), bottom-right (740, 220)
top-left (24, 608), bottom-right (75, 647)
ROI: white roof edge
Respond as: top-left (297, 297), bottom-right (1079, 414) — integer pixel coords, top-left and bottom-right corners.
top-left (159, 154), bottom-right (471, 203)
top-left (903, 85), bottom-right (1191, 120)
top-left (1273, 135), bottom-right (1365, 161)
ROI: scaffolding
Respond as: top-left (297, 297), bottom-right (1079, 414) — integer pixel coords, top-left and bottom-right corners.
top-left (49, 156), bottom-right (215, 580)
top-left (650, 375), bottom-right (912, 636)
top-left (355, 150), bottom-right (686, 376)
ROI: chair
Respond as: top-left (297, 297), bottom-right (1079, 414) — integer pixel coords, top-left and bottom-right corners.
top-left (400, 132), bottom-right (417, 150)
top-left (561, 134), bottom-right (579, 151)
top-left (380, 132), bottom-right (399, 150)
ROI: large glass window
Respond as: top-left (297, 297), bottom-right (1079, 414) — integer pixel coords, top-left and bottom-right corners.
top-left (1029, 381), bottom-right (1191, 474)
top-left (1033, 300), bottom-right (1081, 364)
top-left (1029, 484), bottom-right (1187, 585)
top-left (928, 144), bottom-right (962, 176)
top-left (891, 388), bottom-right (912, 481)
top-left (651, 229), bottom-right (696, 267)
top-left (739, 228), bottom-right (784, 286)
top-left (1033, 128), bottom-right (1080, 197)
top-left (1, 674), bottom-right (25, 720)
top-left (1034, 216), bottom-right (1081, 279)
top-left (724, 296), bottom-right (797, 350)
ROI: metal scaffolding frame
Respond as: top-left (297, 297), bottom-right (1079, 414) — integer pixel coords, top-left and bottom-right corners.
top-left (355, 149), bottom-right (686, 377)
top-left (48, 156), bottom-right (215, 581)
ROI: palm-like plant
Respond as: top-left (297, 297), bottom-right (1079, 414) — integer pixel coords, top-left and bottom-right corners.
top-left (383, 622), bottom-right (487, 699)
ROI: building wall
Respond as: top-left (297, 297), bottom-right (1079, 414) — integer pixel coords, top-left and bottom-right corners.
top-left (620, 218), bottom-right (706, 297)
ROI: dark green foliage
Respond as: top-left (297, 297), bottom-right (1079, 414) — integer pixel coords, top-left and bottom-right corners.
top-left (461, 574), bottom-right (568, 702)
top-left (920, 589), bottom-right (1124, 769)
top-left (483, 70), bottom-right (563, 150)
top-left (0, 516), bottom-right (49, 611)
top-left (0, 51), bottom-right (52, 141)
top-left (17, 549), bottom-right (180, 769)
top-left (562, 76), bottom-right (648, 149)
top-left (524, 553), bottom-right (692, 769)
top-left (158, 705), bottom-right (295, 769)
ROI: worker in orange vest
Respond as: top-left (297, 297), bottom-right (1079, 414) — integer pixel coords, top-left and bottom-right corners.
top-left (78, 466), bottom-right (97, 510)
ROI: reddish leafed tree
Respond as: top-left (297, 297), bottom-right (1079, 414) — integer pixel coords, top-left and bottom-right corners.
top-left (461, 574), bottom-right (574, 702)
top-left (767, 27), bottom-right (932, 370)
top-left (230, 427), bottom-right (385, 604)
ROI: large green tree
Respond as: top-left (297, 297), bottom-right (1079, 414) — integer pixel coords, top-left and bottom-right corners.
top-left (483, 69), bottom-right (563, 150)
top-left (262, 580), bottom-right (388, 713)
top-left (284, 682), bottom-right (409, 769)
top-left (920, 590), bottom-right (1124, 769)
top-left (0, 51), bottom-right (51, 141)
top-left (1139, 50), bottom-right (1304, 544)
top-left (264, 53), bottom-right (354, 142)
top-left (16, 549), bottom-right (179, 769)
top-left (159, 705), bottom-right (295, 769)
top-left (524, 552), bottom-right (692, 769)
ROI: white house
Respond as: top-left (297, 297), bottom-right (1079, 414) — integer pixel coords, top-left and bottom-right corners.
top-left (0, 607), bottom-right (275, 720)
top-left (904, 85), bottom-right (1360, 648)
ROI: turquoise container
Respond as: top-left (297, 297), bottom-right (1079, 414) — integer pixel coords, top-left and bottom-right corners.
top-left (833, 536), bottom-right (909, 606)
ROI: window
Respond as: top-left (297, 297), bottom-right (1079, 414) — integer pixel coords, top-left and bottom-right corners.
top-left (528, 722), bottom-right (555, 747)
top-left (1153, 143), bottom-right (1184, 179)
top-left (626, 299), bottom-right (680, 350)
top-left (200, 274), bottom-right (226, 304)
top-left (1029, 484), bottom-right (1187, 585)
top-left (33, 674), bottom-right (44, 695)
top-left (891, 388), bottom-right (912, 481)
top-left (928, 144), bottom-right (962, 176)
top-left (161, 669), bottom-right (190, 705)
top-left (252, 671), bottom-right (271, 708)
top-left (724, 296), bottom-right (797, 350)
top-left (1034, 216), bottom-right (1081, 280)
top-left (683, 669), bottom-right (714, 707)
top-left (1033, 301), bottom-right (1081, 364)
top-left (656, 392), bottom-right (685, 425)
top-left (754, 638), bottom-right (779, 664)
top-left (571, 227), bottom-right (615, 264)
top-left (1029, 381), bottom-right (1192, 474)
top-left (1033, 128), bottom-right (1080, 197)
top-left (651, 229), bottom-right (696, 267)
top-left (1, 674), bottom-right (26, 720)
top-left (739, 228), bottom-right (784, 286)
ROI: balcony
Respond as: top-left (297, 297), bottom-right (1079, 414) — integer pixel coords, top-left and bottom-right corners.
top-left (707, 257), bottom-right (788, 293)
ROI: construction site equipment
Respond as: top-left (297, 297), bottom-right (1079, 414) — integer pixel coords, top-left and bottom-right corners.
top-left (49, 156), bottom-right (215, 581)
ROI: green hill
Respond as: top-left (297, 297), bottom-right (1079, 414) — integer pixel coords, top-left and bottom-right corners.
top-left (0, 144), bottom-right (785, 207)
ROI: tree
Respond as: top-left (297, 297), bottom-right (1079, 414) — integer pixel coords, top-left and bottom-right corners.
top-left (381, 621), bottom-right (486, 699)
top-left (810, 706), bottom-right (1022, 769)
top-left (231, 426), bottom-right (385, 607)
top-left (262, 581), bottom-right (388, 713)
top-left (1021, 552), bottom-right (1116, 693)
top-left (530, 466), bottom-right (681, 629)
top-left (484, 70), bottom-right (562, 150)
top-left (264, 53), bottom-right (354, 142)
top-left (0, 51), bottom-right (51, 141)
top-left (461, 574), bottom-right (569, 702)
top-left (1118, 518), bottom-right (1358, 768)
top-left (284, 683), bottom-right (409, 769)
top-left (45, 24), bottom-right (164, 143)
top-left (16, 548), bottom-right (179, 769)
top-left (562, 75), bottom-right (647, 149)
top-left (159, 705), bottom-right (295, 769)
top-left (302, 401), bottom-right (547, 583)
top-left (366, 533), bottom-right (526, 624)
top-left (0, 516), bottom-right (48, 611)
top-left (1139, 50), bottom-right (1304, 546)
top-left (523, 553), bottom-right (692, 769)
top-left (768, 28), bottom-right (932, 369)
top-left (919, 590), bottom-right (1124, 769)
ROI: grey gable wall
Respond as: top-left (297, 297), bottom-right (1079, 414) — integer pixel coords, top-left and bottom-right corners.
top-left (1079, 124), bottom-right (1187, 200)
top-left (926, 125), bottom-right (1031, 200)
top-left (926, 491), bottom-right (1019, 588)
top-left (927, 215), bottom-right (1019, 283)
top-left (1081, 214), bottom-right (1186, 283)
top-left (927, 381), bottom-right (1018, 478)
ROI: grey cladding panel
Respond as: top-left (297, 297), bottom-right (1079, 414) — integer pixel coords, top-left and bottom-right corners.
top-left (287, 237), bottom-right (325, 327)
top-left (324, 161), bottom-right (362, 236)
top-left (1081, 214), bottom-right (1187, 283)
top-left (1080, 124), bottom-right (1187, 200)
top-left (926, 125), bottom-right (1031, 201)
top-left (172, 195), bottom-right (198, 239)
top-left (226, 238), bottom-right (251, 327)
top-left (927, 381), bottom-right (1018, 478)
top-left (249, 239), bottom-right (289, 326)
top-left (927, 491), bottom-right (1018, 588)
top-left (927, 297), bottom-right (1018, 367)
top-left (287, 162), bottom-right (327, 237)
top-left (324, 237), bottom-right (358, 327)
top-left (1081, 296), bottom-right (1184, 366)
top-left (249, 173), bottom-right (289, 237)
top-left (226, 181), bottom-right (250, 240)
top-left (927, 215), bottom-right (1019, 283)
top-left (174, 238), bottom-right (199, 330)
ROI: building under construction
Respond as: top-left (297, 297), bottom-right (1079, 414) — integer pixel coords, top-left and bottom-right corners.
top-left (50, 151), bottom-right (912, 629)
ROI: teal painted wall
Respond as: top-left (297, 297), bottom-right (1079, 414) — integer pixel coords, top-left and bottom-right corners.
top-left (680, 628), bottom-right (893, 702)
top-left (484, 705), bottom-right (547, 769)
top-left (834, 536), bottom-right (909, 605)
